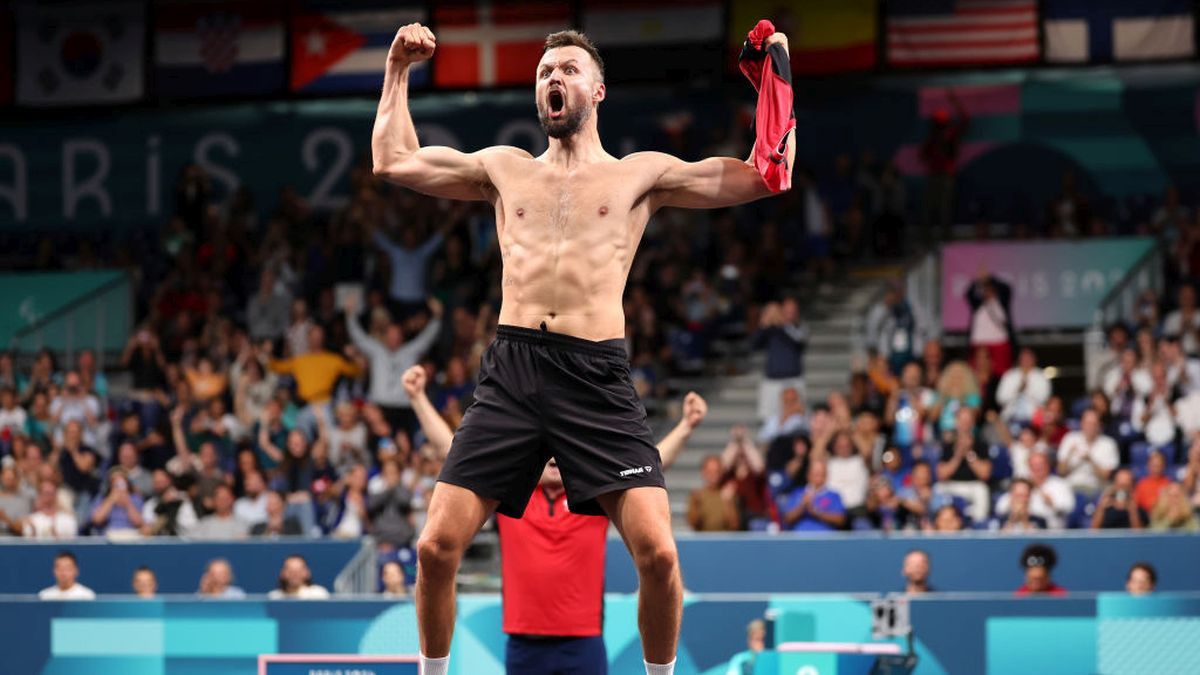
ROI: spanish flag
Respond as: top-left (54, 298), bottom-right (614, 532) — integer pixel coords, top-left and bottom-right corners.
top-left (729, 0), bottom-right (877, 75)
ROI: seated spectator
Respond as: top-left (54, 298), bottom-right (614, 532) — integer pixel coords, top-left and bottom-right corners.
top-left (0, 460), bottom-right (31, 536)
top-left (1104, 348), bottom-right (1151, 415)
top-left (996, 479), bottom-right (1047, 532)
top-left (1036, 395), bottom-right (1070, 449)
top-left (876, 445), bottom-right (909, 492)
top-left (851, 411), bottom-right (885, 469)
top-left (1159, 335), bottom-right (1200, 396)
top-left (198, 558), bottom-right (246, 598)
top-left (781, 460), bottom-right (846, 532)
top-left (1126, 562), bottom-right (1157, 595)
top-left (897, 462), bottom-right (936, 529)
top-left (687, 455), bottom-right (740, 532)
top-left (1162, 284), bottom-right (1200, 353)
top-left (324, 402), bottom-right (369, 472)
top-left (996, 453), bottom-right (1072, 529)
top-left (757, 387), bottom-right (807, 445)
top-left (251, 490), bottom-right (304, 537)
top-left (1005, 424), bottom-right (1047, 480)
top-left (366, 460), bottom-right (415, 549)
top-left (719, 427), bottom-right (768, 527)
top-left (253, 399), bottom-right (289, 470)
top-left (996, 348), bottom-right (1050, 425)
top-left (820, 431), bottom-right (870, 518)
top-left (863, 476), bottom-right (902, 531)
top-left (190, 484), bottom-right (248, 540)
top-left (931, 360), bottom-right (981, 440)
top-left (1057, 409), bottom-right (1119, 497)
top-left (765, 433), bottom-right (809, 497)
top-left (1150, 483), bottom-right (1199, 531)
top-left (1174, 387), bottom-right (1200, 439)
top-left (23, 479), bottom-right (78, 539)
top-left (725, 619), bottom-right (768, 675)
top-left (1183, 437), bottom-right (1200, 510)
top-left (936, 407), bottom-right (992, 523)
top-left (272, 429), bottom-right (320, 537)
top-left (0, 387), bottom-right (27, 445)
top-left (1091, 468), bottom-right (1143, 529)
top-left (328, 463), bottom-right (370, 538)
top-left (902, 549), bottom-right (933, 594)
top-left (268, 554), bottom-right (330, 599)
top-left (234, 470), bottom-right (269, 526)
top-left (1131, 362), bottom-right (1178, 449)
top-left (50, 371), bottom-right (103, 447)
top-left (132, 566), bottom-right (157, 598)
top-left (380, 560), bottom-right (408, 599)
top-left (110, 442), bottom-right (153, 498)
top-left (88, 469), bottom-right (145, 537)
top-left (38, 551), bottom-right (96, 600)
top-left (930, 503), bottom-right (964, 532)
top-left (140, 469), bottom-right (198, 536)
top-left (1015, 543), bottom-right (1066, 596)
top-left (1135, 450), bottom-right (1173, 513)
top-left (55, 420), bottom-right (101, 506)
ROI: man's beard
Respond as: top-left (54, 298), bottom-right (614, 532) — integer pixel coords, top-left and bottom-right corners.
top-left (538, 102), bottom-right (590, 139)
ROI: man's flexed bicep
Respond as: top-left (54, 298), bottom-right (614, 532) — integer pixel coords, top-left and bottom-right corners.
top-left (644, 152), bottom-right (778, 211)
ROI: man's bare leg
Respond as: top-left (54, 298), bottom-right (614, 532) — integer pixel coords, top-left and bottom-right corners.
top-left (415, 482), bottom-right (497, 661)
top-left (598, 486), bottom-right (682, 667)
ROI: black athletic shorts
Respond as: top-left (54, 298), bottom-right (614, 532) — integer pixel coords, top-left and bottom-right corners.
top-left (438, 324), bottom-right (664, 517)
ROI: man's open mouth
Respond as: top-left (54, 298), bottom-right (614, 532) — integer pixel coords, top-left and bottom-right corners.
top-left (548, 90), bottom-right (565, 117)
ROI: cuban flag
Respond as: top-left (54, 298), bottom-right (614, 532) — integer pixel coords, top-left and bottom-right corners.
top-left (154, 1), bottom-right (286, 98)
top-left (16, 1), bottom-right (145, 106)
top-left (1044, 0), bottom-right (1196, 63)
top-left (291, 4), bottom-right (427, 93)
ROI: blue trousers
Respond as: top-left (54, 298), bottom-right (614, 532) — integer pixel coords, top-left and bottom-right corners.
top-left (505, 635), bottom-right (607, 675)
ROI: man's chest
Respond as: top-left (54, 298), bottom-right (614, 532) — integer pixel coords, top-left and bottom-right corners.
top-left (492, 164), bottom-right (650, 238)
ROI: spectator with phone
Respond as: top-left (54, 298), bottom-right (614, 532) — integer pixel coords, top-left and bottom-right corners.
top-left (1091, 468), bottom-right (1144, 529)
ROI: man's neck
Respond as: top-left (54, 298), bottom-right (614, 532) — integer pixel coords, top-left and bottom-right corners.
top-left (543, 125), bottom-right (606, 169)
top-left (906, 581), bottom-right (927, 593)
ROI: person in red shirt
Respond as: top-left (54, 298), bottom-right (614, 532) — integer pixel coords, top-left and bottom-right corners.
top-left (1015, 543), bottom-right (1067, 597)
top-left (919, 88), bottom-right (968, 240)
top-left (402, 366), bottom-right (708, 674)
top-left (1134, 450), bottom-right (1173, 513)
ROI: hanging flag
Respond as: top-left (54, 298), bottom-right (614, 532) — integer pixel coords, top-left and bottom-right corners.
top-left (16, 1), bottom-right (145, 106)
top-left (291, 3), bottom-right (427, 93)
top-left (728, 0), bottom-right (877, 76)
top-left (434, 2), bottom-right (570, 88)
top-left (1044, 0), bottom-right (1195, 63)
top-left (154, 1), bottom-right (286, 98)
top-left (886, 0), bottom-right (1039, 68)
top-left (582, 0), bottom-right (723, 82)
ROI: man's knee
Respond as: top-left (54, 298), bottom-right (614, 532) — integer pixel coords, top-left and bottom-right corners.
top-left (634, 542), bottom-right (679, 582)
top-left (416, 532), bottom-right (466, 575)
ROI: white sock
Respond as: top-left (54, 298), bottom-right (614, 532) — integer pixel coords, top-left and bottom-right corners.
top-left (645, 658), bottom-right (675, 675)
top-left (420, 654), bottom-right (449, 675)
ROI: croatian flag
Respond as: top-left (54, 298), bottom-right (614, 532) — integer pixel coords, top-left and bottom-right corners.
top-left (154, 1), bottom-right (285, 97)
top-left (291, 5), bottom-right (427, 93)
top-left (886, 0), bottom-right (1039, 68)
top-left (1044, 0), bottom-right (1195, 63)
top-left (433, 2), bottom-right (570, 88)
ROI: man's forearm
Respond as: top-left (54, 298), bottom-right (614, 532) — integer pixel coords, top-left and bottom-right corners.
top-left (412, 392), bottom-right (453, 459)
top-left (372, 60), bottom-right (420, 175)
top-left (656, 421), bottom-right (693, 471)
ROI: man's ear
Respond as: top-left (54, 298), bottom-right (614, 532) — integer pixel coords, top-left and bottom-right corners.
top-left (593, 81), bottom-right (606, 105)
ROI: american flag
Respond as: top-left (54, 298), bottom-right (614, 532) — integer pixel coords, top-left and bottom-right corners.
top-left (886, 0), bottom-right (1039, 67)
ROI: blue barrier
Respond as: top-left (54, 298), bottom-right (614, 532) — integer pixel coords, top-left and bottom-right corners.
top-left (605, 531), bottom-right (1200, 594)
top-left (0, 539), bottom-right (362, 595)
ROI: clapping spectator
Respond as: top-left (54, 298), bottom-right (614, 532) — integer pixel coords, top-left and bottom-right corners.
top-left (367, 458), bottom-right (416, 549)
top-left (781, 460), bottom-right (846, 532)
top-left (234, 470), bottom-right (269, 527)
top-left (719, 426), bottom-right (768, 527)
top-left (757, 387), bottom-right (807, 445)
top-left (1162, 285), bottom-right (1200, 353)
top-left (1058, 409), bottom-right (1119, 497)
top-left (1009, 453), bottom-right (1072, 529)
top-left (132, 566), bottom-right (158, 598)
top-left (936, 407), bottom-right (991, 523)
top-left (50, 372), bottom-right (103, 448)
top-left (88, 469), bottom-right (145, 537)
top-left (54, 420), bottom-right (100, 508)
top-left (1150, 483), bottom-right (1199, 531)
top-left (38, 551), bottom-right (95, 600)
top-left (996, 479), bottom-right (1045, 532)
top-left (250, 490), bottom-right (303, 537)
top-left (24, 478), bottom-right (77, 538)
top-left (896, 462), bottom-right (936, 529)
top-left (328, 463), bottom-right (370, 539)
top-left (1134, 451), bottom-right (1173, 513)
top-left (818, 431), bottom-right (870, 519)
top-left (198, 558), bottom-right (246, 598)
top-left (863, 476), bottom-right (902, 531)
top-left (930, 361), bottom-right (981, 439)
top-left (268, 554), bottom-right (329, 599)
top-left (1091, 469), bottom-right (1143, 529)
top-left (0, 460), bottom-right (31, 536)
top-left (884, 362), bottom-right (933, 454)
top-left (996, 348), bottom-right (1051, 425)
top-left (755, 298), bottom-right (809, 421)
top-left (1132, 362), bottom-right (1178, 449)
top-left (687, 455), bottom-right (739, 532)
top-left (190, 484), bottom-right (248, 540)
top-left (966, 271), bottom-right (1015, 378)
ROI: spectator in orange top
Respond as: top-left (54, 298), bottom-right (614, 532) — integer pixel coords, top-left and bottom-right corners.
top-left (688, 455), bottom-right (740, 532)
top-left (184, 356), bottom-right (228, 403)
top-left (1134, 450), bottom-right (1173, 513)
top-left (269, 325), bottom-right (362, 405)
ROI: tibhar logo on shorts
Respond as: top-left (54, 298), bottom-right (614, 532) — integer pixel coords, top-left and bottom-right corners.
top-left (619, 466), bottom-right (653, 477)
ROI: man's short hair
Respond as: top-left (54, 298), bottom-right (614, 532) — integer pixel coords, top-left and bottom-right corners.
top-left (55, 550), bottom-right (77, 564)
top-left (543, 30), bottom-right (605, 81)
top-left (1129, 561), bottom-right (1157, 585)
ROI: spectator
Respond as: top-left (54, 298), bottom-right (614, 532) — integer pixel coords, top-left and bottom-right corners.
top-left (1135, 451), bottom-right (1173, 513)
top-left (865, 281), bottom-right (922, 374)
top-left (88, 469), bottom-right (145, 537)
top-left (121, 327), bottom-right (169, 426)
top-left (1104, 348), bottom-right (1152, 406)
top-left (198, 558), bottom-right (246, 598)
top-left (922, 340), bottom-right (945, 391)
top-left (966, 271), bottom-right (1015, 378)
top-left (232, 346), bottom-right (277, 431)
top-left (49, 371), bottom-right (103, 447)
top-left (1090, 323), bottom-right (1130, 391)
top-left (1004, 424), bottom-right (1047, 480)
top-left (819, 431), bottom-right (869, 518)
top-left (234, 470), bottom-right (269, 527)
top-left (936, 407), bottom-right (991, 523)
top-left (884, 362), bottom-right (933, 454)
top-left (183, 356), bottom-right (228, 404)
top-left (254, 399), bottom-right (288, 470)
top-left (1058, 409), bottom-right (1120, 497)
top-left (273, 429), bottom-right (319, 536)
top-left (23, 479), bottom-right (78, 539)
top-left (346, 296), bottom-right (443, 438)
top-left (782, 460), bottom-right (846, 532)
top-left (0, 460), bottom-right (31, 536)
top-left (140, 469), bottom-right (198, 536)
top-left (111, 442), bottom-right (153, 497)
top-left (1091, 469), bottom-right (1143, 530)
top-left (268, 324), bottom-right (362, 414)
top-left (372, 221), bottom-right (452, 318)
top-left (719, 427), bottom-right (768, 528)
top-left (1015, 543), bottom-right (1066, 596)
top-left (190, 484), bottom-right (248, 540)
top-left (132, 566), bottom-right (158, 598)
top-left (901, 549), bottom-right (933, 594)
top-left (996, 348), bottom-right (1051, 425)
top-left (286, 299), bottom-right (314, 358)
top-left (1015, 453), bottom-right (1072, 529)
top-left (1126, 562), bottom-right (1157, 595)
top-left (930, 360), bottom-right (980, 440)
top-left (0, 387), bottom-right (27, 445)
top-left (1183, 437), bottom-right (1200, 510)
top-left (757, 387), bottom-right (807, 445)
top-left (1159, 335), bottom-right (1200, 396)
top-left (930, 503), bottom-right (964, 532)
top-left (687, 455), bottom-right (739, 532)
top-left (328, 463), bottom-right (370, 539)
top-left (250, 490), bottom-right (304, 537)
top-left (246, 269), bottom-right (292, 342)
top-left (995, 479), bottom-right (1047, 532)
top-left (1162, 285), bottom-right (1200, 354)
top-left (76, 350), bottom-right (108, 402)
top-left (897, 462), bottom-right (936, 530)
top-left (1150, 483), bottom-right (1199, 531)
top-left (322, 402), bottom-right (370, 472)
top-left (724, 619), bottom-right (767, 675)
top-left (381, 560), bottom-right (408, 599)
top-left (863, 476), bottom-right (902, 531)
top-left (1132, 362), bottom-right (1178, 449)
top-left (268, 554), bottom-right (330, 599)
top-left (920, 89), bottom-right (967, 237)
top-left (38, 551), bottom-right (96, 600)
top-left (754, 298), bottom-right (809, 422)
top-left (54, 420), bottom-right (101, 506)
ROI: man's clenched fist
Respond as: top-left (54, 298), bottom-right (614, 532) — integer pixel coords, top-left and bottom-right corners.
top-left (402, 365), bottom-right (427, 399)
top-left (389, 23), bottom-right (436, 65)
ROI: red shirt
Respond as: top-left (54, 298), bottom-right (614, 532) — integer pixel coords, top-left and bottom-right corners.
top-left (1015, 583), bottom-right (1067, 597)
top-left (498, 487), bottom-right (609, 637)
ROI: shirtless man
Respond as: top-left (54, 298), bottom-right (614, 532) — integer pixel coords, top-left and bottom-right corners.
top-left (373, 23), bottom-right (794, 675)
